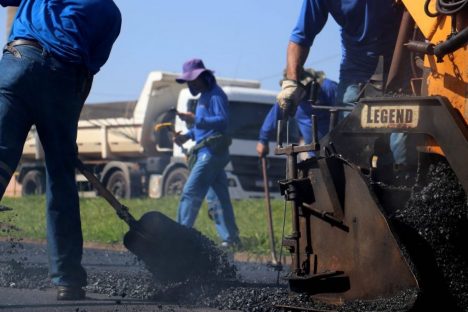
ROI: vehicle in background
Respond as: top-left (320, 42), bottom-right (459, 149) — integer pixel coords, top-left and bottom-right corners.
top-left (148, 87), bottom-right (291, 199)
top-left (17, 71), bottom-right (287, 199)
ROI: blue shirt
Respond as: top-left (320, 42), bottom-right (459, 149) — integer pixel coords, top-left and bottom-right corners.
top-left (1, 0), bottom-right (121, 74)
top-left (259, 78), bottom-right (337, 145)
top-left (186, 83), bottom-right (229, 154)
top-left (290, 0), bottom-right (401, 83)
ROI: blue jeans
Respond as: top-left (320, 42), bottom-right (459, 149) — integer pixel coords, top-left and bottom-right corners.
top-left (0, 45), bottom-right (91, 287)
top-left (177, 151), bottom-right (239, 242)
top-left (336, 82), bottom-right (408, 166)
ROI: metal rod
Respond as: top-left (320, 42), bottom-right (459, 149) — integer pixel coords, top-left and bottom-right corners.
top-left (302, 202), bottom-right (349, 232)
top-left (278, 198), bottom-right (288, 284)
top-left (311, 104), bottom-right (353, 111)
top-left (276, 120), bottom-right (283, 147)
top-left (329, 109), bottom-right (338, 132)
top-left (287, 152), bottom-right (301, 273)
top-left (311, 115), bottom-right (318, 147)
top-left (261, 157), bottom-right (279, 266)
top-left (434, 26), bottom-right (468, 61)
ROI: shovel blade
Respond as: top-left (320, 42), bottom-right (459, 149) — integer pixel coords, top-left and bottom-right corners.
top-left (123, 211), bottom-right (215, 282)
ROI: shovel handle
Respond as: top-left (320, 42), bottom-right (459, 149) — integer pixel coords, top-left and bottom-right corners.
top-left (76, 159), bottom-right (137, 226)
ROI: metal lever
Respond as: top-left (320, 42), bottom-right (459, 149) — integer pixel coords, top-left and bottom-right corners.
top-left (311, 114), bottom-right (318, 148)
top-left (276, 117), bottom-right (290, 148)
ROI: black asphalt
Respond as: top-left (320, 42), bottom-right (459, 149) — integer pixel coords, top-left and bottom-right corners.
top-left (0, 240), bottom-right (283, 311)
top-left (0, 286), bottom-right (221, 312)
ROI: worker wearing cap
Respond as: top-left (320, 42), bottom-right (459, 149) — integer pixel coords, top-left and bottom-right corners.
top-left (0, 0), bottom-right (121, 300)
top-left (277, 0), bottom-right (411, 170)
top-left (174, 58), bottom-right (240, 248)
top-left (257, 69), bottom-right (337, 158)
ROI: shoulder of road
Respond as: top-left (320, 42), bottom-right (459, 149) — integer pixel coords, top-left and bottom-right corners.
top-left (0, 237), bottom-right (291, 264)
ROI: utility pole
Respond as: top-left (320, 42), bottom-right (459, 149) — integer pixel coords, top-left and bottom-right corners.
top-left (6, 7), bottom-right (17, 39)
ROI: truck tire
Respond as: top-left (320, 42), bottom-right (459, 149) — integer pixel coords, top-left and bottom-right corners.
top-left (106, 170), bottom-right (130, 199)
top-left (163, 167), bottom-right (189, 196)
top-left (21, 170), bottom-right (45, 196)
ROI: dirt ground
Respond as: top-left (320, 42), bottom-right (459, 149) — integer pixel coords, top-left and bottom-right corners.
top-left (4, 177), bottom-right (21, 198)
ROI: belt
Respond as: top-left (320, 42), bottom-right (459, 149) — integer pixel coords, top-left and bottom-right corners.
top-left (8, 39), bottom-right (44, 51)
top-left (5, 39), bottom-right (91, 77)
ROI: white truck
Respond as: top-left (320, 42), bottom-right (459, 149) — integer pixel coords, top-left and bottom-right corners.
top-left (17, 71), bottom-right (286, 199)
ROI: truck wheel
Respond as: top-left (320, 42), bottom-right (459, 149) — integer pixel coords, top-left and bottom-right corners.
top-left (106, 170), bottom-right (130, 199)
top-left (163, 167), bottom-right (188, 196)
top-left (21, 170), bottom-right (45, 196)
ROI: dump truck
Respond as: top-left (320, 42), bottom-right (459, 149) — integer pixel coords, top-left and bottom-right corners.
top-left (277, 1), bottom-right (467, 311)
top-left (17, 71), bottom-right (286, 199)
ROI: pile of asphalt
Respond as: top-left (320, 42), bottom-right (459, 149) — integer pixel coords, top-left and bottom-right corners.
top-left (198, 286), bottom-right (418, 311)
top-left (86, 267), bottom-right (239, 303)
top-left (0, 237), bottom-right (421, 312)
top-left (392, 160), bottom-right (468, 312)
top-left (0, 259), bottom-right (49, 290)
top-left (3, 170), bottom-right (465, 312)
top-left (122, 211), bottom-right (237, 283)
top-left (142, 223), bottom-right (238, 283)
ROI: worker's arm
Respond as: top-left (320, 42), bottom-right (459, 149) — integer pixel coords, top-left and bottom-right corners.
top-left (285, 42), bottom-right (310, 82)
top-left (277, 42), bottom-right (309, 115)
top-left (177, 111), bottom-right (195, 124)
top-left (257, 104), bottom-right (283, 157)
top-left (278, 0), bottom-right (329, 113)
top-left (258, 103), bottom-right (282, 145)
top-left (195, 95), bottom-right (228, 131)
top-left (0, 0), bottom-right (21, 7)
top-left (286, 0), bottom-right (329, 80)
top-left (173, 130), bottom-right (194, 146)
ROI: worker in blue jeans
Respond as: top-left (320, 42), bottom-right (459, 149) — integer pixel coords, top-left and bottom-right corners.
top-left (277, 0), bottom-right (412, 171)
top-left (257, 69), bottom-right (337, 158)
top-left (0, 0), bottom-right (121, 300)
top-left (173, 59), bottom-right (240, 248)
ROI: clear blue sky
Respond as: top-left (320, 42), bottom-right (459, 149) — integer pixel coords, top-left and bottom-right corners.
top-left (0, 0), bottom-right (342, 104)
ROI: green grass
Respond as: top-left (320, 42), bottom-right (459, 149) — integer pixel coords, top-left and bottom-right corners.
top-left (0, 196), bottom-right (291, 255)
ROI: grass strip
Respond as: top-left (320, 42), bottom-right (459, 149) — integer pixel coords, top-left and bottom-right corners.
top-left (0, 196), bottom-right (291, 255)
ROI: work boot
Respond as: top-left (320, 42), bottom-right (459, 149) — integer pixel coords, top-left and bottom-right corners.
top-left (56, 286), bottom-right (86, 300)
top-left (220, 238), bottom-right (242, 250)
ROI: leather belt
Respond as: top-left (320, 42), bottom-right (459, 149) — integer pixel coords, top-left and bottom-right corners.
top-left (5, 39), bottom-right (91, 77)
top-left (8, 39), bottom-right (44, 51)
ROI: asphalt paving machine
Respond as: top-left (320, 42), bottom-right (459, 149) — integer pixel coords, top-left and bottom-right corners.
top-left (277, 1), bottom-right (467, 310)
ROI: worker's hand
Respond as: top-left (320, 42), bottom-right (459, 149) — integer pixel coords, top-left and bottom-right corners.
top-left (177, 112), bottom-right (195, 124)
top-left (256, 142), bottom-right (269, 158)
top-left (173, 133), bottom-right (189, 146)
top-left (277, 79), bottom-right (305, 116)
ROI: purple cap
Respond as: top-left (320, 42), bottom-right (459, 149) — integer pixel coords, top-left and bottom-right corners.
top-left (176, 58), bottom-right (214, 83)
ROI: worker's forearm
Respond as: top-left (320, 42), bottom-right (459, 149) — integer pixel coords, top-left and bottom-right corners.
top-left (0, 0), bottom-right (21, 7)
top-left (286, 41), bottom-right (310, 82)
top-left (196, 115), bottom-right (227, 131)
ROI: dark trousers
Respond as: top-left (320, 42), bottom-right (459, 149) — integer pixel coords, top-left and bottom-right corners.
top-left (0, 44), bottom-right (92, 287)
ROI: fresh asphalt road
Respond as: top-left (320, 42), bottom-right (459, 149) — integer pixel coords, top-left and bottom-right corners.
top-left (0, 240), bottom-right (284, 312)
top-left (0, 286), bottom-right (224, 312)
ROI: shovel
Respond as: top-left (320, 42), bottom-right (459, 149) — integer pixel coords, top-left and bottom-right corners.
top-left (76, 159), bottom-right (215, 282)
